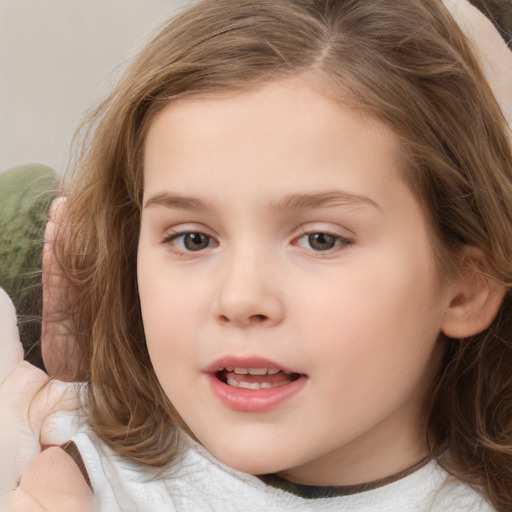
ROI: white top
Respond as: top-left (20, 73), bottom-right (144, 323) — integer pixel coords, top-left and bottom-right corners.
top-left (72, 430), bottom-right (494, 512)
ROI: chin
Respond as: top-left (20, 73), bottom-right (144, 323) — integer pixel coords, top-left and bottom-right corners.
top-left (207, 444), bottom-right (292, 476)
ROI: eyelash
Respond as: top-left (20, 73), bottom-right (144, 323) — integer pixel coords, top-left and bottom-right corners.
top-left (295, 232), bottom-right (353, 253)
top-left (162, 232), bottom-right (217, 253)
top-left (162, 229), bottom-right (353, 256)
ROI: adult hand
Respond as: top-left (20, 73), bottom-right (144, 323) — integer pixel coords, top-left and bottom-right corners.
top-left (0, 289), bottom-right (80, 510)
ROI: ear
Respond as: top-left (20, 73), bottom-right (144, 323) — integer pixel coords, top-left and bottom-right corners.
top-left (441, 247), bottom-right (505, 339)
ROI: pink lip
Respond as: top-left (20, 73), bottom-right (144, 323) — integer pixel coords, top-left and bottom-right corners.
top-left (205, 356), bottom-right (307, 413)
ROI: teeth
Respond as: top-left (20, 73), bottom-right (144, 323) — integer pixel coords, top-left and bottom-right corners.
top-left (227, 368), bottom-right (281, 375)
top-left (226, 378), bottom-right (291, 389)
top-left (240, 382), bottom-right (261, 389)
top-left (248, 368), bottom-right (267, 375)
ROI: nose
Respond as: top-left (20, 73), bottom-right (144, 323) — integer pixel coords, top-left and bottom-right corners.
top-left (212, 250), bottom-right (285, 328)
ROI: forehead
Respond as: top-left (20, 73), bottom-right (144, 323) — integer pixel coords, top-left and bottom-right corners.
top-left (142, 78), bottom-right (406, 199)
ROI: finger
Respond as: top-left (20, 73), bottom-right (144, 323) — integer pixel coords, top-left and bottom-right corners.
top-left (0, 363), bottom-right (49, 494)
top-left (8, 447), bottom-right (96, 512)
top-left (0, 362), bottom-right (80, 495)
top-left (0, 289), bottom-right (23, 384)
top-left (42, 198), bottom-right (79, 381)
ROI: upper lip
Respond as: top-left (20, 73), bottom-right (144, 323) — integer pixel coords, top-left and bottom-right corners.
top-left (204, 356), bottom-right (302, 375)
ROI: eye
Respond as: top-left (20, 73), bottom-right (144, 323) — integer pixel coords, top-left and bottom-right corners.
top-left (296, 232), bottom-right (351, 252)
top-left (166, 232), bottom-right (215, 252)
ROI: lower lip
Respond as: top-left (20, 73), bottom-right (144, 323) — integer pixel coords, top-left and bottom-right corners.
top-left (207, 374), bottom-right (307, 412)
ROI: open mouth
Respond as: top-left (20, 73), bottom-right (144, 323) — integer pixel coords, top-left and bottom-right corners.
top-left (216, 367), bottom-right (302, 390)
top-left (208, 361), bottom-right (308, 411)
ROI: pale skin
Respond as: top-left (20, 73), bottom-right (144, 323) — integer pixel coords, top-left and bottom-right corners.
top-left (41, 198), bottom-right (78, 382)
top-left (139, 79), bottom-right (446, 485)
top-left (8, 0), bottom-right (509, 508)
top-left (9, 448), bottom-right (95, 512)
top-left (137, 77), bottom-right (502, 485)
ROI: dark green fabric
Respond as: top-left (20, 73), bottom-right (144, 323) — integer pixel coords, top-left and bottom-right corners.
top-left (258, 456), bottom-right (431, 499)
top-left (0, 164), bottom-right (58, 368)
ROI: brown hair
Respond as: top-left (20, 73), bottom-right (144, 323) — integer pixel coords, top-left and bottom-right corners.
top-left (56, 0), bottom-right (512, 508)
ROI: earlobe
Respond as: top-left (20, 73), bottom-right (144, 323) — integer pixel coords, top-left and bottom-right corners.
top-left (441, 248), bottom-right (506, 339)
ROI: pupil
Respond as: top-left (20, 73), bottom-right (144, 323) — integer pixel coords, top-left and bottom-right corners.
top-left (309, 233), bottom-right (335, 251)
top-left (185, 233), bottom-right (209, 251)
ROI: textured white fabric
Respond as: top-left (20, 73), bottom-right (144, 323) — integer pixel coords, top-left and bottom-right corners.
top-left (72, 430), bottom-right (494, 512)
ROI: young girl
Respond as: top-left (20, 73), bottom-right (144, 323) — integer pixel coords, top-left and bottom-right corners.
top-left (11, 0), bottom-right (512, 510)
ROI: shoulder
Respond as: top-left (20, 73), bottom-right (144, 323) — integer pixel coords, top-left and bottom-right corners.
top-left (422, 462), bottom-right (495, 512)
top-left (9, 446), bottom-right (95, 512)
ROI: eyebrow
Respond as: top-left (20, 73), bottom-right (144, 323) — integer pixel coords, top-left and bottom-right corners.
top-left (143, 190), bottom-right (380, 212)
top-left (270, 191), bottom-right (381, 213)
top-left (144, 193), bottom-right (212, 212)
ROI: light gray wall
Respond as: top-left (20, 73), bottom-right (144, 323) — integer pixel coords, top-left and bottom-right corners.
top-left (0, 0), bottom-right (191, 174)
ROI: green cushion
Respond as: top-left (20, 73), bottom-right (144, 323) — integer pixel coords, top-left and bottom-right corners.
top-left (0, 164), bottom-right (57, 296)
top-left (0, 164), bottom-right (58, 367)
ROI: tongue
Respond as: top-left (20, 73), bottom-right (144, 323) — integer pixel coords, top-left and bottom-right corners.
top-left (222, 370), bottom-right (295, 386)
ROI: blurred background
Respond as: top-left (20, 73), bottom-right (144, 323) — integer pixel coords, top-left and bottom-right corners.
top-left (0, 0), bottom-right (191, 174)
top-left (1, 0), bottom-right (510, 176)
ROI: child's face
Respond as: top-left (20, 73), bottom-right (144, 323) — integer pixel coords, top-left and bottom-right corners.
top-left (138, 77), bottom-right (455, 485)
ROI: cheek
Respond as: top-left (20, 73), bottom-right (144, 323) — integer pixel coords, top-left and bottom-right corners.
top-left (139, 246), bottom-right (205, 332)
top-left (294, 250), bottom-right (444, 373)
top-left (141, 299), bottom-right (200, 410)
top-left (138, 261), bottom-right (202, 377)
top-left (141, 290), bottom-right (199, 356)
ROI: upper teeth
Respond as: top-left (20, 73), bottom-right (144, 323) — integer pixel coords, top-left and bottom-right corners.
top-left (221, 367), bottom-right (282, 375)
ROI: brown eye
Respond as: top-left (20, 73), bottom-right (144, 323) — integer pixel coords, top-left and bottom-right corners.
top-left (308, 233), bottom-right (337, 251)
top-left (183, 233), bottom-right (211, 251)
top-left (169, 232), bottom-right (214, 252)
top-left (296, 232), bottom-right (352, 252)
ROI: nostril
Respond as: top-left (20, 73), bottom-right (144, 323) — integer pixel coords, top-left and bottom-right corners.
top-left (250, 314), bottom-right (268, 322)
top-left (218, 313), bottom-right (268, 324)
